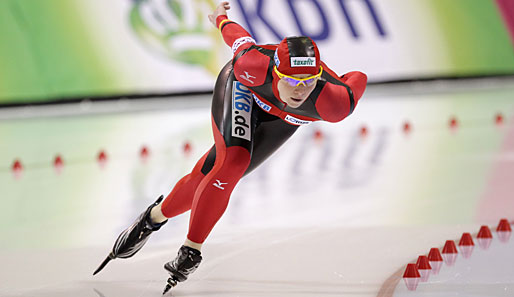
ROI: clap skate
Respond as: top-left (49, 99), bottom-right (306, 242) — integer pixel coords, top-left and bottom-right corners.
top-left (162, 245), bottom-right (203, 295)
top-left (93, 195), bottom-right (168, 275)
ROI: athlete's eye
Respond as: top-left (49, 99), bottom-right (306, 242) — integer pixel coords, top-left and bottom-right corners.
top-left (284, 77), bottom-right (300, 87)
top-left (304, 78), bottom-right (316, 86)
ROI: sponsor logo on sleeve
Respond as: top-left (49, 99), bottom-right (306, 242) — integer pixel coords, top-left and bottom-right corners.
top-left (274, 50), bottom-right (280, 67)
top-left (252, 94), bottom-right (271, 112)
top-left (239, 71), bottom-right (256, 84)
top-left (284, 115), bottom-right (312, 126)
top-left (290, 57), bottom-right (316, 67)
top-left (232, 81), bottom-right (253, 141)
top-left (231, 37), bottom-right (256, 54)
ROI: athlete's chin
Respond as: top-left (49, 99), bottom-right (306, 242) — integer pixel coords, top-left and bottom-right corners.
top-left (287, 101), bottom-right (304, 108)
top-left (289, 97), bottom-right (306, 107)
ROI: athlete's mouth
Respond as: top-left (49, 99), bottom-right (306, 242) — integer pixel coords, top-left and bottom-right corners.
top-left (291, 97), bottom-right (303, 102)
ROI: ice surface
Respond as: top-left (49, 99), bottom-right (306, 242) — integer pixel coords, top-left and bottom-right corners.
top-left (1, 78), bottom-right (514, 297)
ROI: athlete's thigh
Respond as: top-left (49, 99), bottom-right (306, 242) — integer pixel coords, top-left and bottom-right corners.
top-left (201, 61), bottom-right (257, 175)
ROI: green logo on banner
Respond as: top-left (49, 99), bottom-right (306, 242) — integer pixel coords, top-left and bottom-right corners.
top-left (129, 0), bottom-right (222, 75)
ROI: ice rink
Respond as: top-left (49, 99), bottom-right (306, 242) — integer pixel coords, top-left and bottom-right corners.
top-left (1, 78), bottom-right (513, 297)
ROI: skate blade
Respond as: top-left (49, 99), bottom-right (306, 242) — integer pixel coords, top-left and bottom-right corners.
top-left (93, 254), bottom-right (114, 275)
top-left (162, 277), bottom-right (177, 295)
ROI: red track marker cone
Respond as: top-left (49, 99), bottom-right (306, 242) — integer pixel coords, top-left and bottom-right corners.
top-left (449, 116), bottom-right (459, 132)
top-left (359, 125), bottom-right (368, 138)
top-left (459, 233), bottom-right (475, 246)
top-left (495, 113), bottom-right (504, 126)
top-left (497, 218), bottom-right (512, 232)
top-left (403, 263), bottom-right (420, 291)
top-left (12, 159), bottom-right (23, 179)
top-left (416, 255), bottom-right (431, 282)
top-left (497, 218), bottom-right (512, 243)
top-left (442, 240), bottom-right (458, 253)
top-left (97, 150), bottom-right (108, 168)
top-left (458, 233), bottom-right (474, 258)
top-left (442, 240), bottom-right (458, 266)
top-left (417, 255), bottom-right (432, 270)
top-left (140, 146), bottom-right (150, 162)
top-left (54, 155), bottom-right (64, 174)
top-left (403, 121), bottom-right (412, 135)
top-left (428, 248), bottom-right (443, 261)
top-left (477, 225), bottom-right (493, 250)
top-left (183, 141), bottom-right (192, 156)
top-left (428, 248), bottom-right (443, 274)
top-left (314, 129), bottom-right (324, 143)
top-left (478, 225), bottom-right (493, 238)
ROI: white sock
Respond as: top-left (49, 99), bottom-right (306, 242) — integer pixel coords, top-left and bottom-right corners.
top-left (184, 239), bottom-right (203, 252)
top-left (149, 202), bottom-right (168, 224)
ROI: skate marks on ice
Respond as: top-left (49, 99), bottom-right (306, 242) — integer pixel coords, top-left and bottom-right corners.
top-left (339, 127), bottom-right (389, 188)
top-left (230, 123), bottom-right (392, 229)
top-left (290, 126), bottom-right (335, 174)
top-left (290, 125), bottom-right (390, 187)
top-left (164, 279), bottom-right (376, 297)
top-left (283, 124), bottom-right (390, 193)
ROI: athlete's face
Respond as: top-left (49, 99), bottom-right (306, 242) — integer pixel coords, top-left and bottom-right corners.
top-left (277, 74), bottom-right (318, 108)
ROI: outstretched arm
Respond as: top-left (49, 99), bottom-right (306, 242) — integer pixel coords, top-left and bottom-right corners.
top-left (339, 71), bottom-right (367, 101)
top-left (208, 1), bottom-right (256, 56)
top-left (322, 62), bottom-right (367, 102)
top-left (316, 62), bottom-right (368, 123)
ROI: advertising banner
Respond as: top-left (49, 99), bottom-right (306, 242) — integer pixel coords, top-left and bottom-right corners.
top-left (0, 0), bottom-right (513, 104)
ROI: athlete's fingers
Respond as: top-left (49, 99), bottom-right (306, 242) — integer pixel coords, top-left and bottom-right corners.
top-left (210, 1), bottom-right (229, 26)
top-left (216, 2), bottom-right (229, 16)
top-left (220, 1), bottom-right (230, 12)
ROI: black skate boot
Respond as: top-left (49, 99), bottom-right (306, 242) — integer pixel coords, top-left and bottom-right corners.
top-left (162, 245), bottom-right (203, 294)
top-left (93, 195), bottom-right (168, 275)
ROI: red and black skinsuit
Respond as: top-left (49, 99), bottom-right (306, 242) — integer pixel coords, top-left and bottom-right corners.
top-left (160, 16), bottom-right (368, 244)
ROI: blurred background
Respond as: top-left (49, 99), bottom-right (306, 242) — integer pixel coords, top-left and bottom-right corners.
top-left (1, 1), bottom-right (514, 296)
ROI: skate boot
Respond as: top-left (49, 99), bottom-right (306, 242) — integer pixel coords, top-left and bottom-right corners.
top-left (162, 245), bottom-right (203, 294)
top-left (93, 195), bottom-right (168, 275)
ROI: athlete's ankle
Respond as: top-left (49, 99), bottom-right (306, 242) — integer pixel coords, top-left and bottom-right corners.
top-left (149, 202), bottom-right (168, 224)
top-left (184, 239), bottom-right (203, 252)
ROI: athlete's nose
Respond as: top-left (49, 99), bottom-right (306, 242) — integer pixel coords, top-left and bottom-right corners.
top-left (293, 85), bottom-right (307, 96)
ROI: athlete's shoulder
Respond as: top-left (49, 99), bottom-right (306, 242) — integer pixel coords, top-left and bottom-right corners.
top-left (318, 62), bottom-right (346, 85)
top-left (233, 44), bottom-right (276, 87)
top-left (314, 62), bottom-right (360, 123)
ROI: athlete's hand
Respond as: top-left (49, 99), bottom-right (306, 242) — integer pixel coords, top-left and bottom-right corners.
top-left (208, 1), bottom-right (231, 27)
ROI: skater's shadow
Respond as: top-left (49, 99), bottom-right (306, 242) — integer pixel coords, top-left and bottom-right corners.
top-left (94, 288), bottom-right (107, 297)
top-left (94, 287), bottom-right (170, 297)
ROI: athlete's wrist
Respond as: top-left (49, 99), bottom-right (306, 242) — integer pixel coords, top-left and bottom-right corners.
top-left (216, 15), bottom-right (229, 29)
